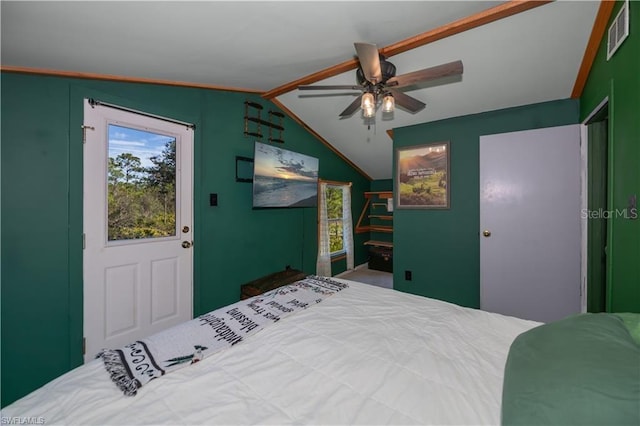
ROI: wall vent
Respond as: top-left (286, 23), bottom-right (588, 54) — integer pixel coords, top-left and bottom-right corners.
top-left (607, 0), bottom-right (629, 61)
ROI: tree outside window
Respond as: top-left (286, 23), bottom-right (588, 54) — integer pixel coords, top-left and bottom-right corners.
top-left (107, 131), bottom-right (177, 241)
top-left (326, 186), bottom-right (345, 254)
top-left (317, 180), bottom-right (353, 275)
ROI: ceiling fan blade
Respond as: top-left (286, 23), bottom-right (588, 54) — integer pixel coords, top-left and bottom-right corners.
top-left (298, 84), bottom-right (362, 91)
top-left (386, 60), bottom-right (463, 88)
top-left (354, 42), bottom-right (382, 84)
top-left (339, 95), bottom-right (363, 117)
top-left (388, 89), bottom-right (426, 113)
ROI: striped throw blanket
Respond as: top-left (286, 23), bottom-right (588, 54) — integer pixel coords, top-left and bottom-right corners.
top-left (98, 276), bottom-right (348, 396)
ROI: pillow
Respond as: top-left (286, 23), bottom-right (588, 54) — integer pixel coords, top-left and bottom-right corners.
top-left (501, 313), bottom-right (640, 426)
top-left (615, 313), bottom-right (640, 346)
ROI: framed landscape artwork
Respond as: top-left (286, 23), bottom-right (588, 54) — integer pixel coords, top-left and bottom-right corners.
top-left (252, 141), bottom-right (319, 208)
top-left (396, 141), bottom-right (450, 209)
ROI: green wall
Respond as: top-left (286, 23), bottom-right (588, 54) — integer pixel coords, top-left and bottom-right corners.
top-left (370, 179), bottom-right (392, 192)
top-left (0, 72), bottom-right (370, 406)
top-left (392, 99), bottom-right (579, 307)
top-left (580, 0), bottom-right (640, 313)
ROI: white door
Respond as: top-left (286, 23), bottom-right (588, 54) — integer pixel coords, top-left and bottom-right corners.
top-left (83, 100), bottom-right (193, 361)
top-left (480, 125), bottom-right (581, 323)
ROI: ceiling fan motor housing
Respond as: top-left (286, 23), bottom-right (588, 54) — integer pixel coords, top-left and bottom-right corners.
top-left (357, 55), bottom-right (396, 86)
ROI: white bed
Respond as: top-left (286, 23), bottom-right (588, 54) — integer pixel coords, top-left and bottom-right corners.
top-left (2, 279), bottom-right (539, 425)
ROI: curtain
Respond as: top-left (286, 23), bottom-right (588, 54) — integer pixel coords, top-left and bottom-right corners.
top-left (316, 181), bottom-right (331, 276)
top-left (343, 184), bottom-right (354, 270)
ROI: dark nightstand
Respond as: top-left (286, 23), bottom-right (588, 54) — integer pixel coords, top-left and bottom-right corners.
top-left (369, 246), bottom-right (393, 273)
top-left (240, 268), bottom-right (307, 300)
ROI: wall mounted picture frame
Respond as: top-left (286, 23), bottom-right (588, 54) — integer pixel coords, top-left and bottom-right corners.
top-left (235, 156), bottom-right (254, 183)
top-left (396, 141), bottom-right (450, 209)
top-left (252, 141), bottom-right (319, 208)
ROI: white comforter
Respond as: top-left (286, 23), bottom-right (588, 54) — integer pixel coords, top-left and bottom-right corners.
top-left (2, 280), bottom-right (539, 425)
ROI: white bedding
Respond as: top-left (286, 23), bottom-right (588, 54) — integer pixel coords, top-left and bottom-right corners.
top-left (2, 280), bottom-right (539, 425)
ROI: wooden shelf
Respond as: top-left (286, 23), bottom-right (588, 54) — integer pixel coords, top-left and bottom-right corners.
top-left (356, 190), bottom-right (394, 250)
top-left (364, 240), bottom-right (393, 248)
top-left (356, 225), bottom-right (393, 234)
top-left (364, 191), bottom-right (393, 199)
top-left (361, 191), bottom-right (394, 272)
top-left (244, 101), bottom-right (285, 143)
top-left (369, 215), bottom-right (392, 220)
top-left (244, 116), bottom-right (284, 131)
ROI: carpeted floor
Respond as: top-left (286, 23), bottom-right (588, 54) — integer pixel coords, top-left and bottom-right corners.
top-left (338, 265), bottom-right (393, 289)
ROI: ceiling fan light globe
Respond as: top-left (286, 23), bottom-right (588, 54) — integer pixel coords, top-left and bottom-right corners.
top-left (361, 92), bottom-right (375, 110)
top-left (363, 105), bottom-right (375, 118)
top-left (382, 94), bottom-right (395, 113)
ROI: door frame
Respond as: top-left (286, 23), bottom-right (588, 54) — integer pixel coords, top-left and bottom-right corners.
top-left (580, 96), bottom-right (610, 313)
top-left (69, 91), bottom-right (200, 367)
top-left (67, 89), bottom-right (203, 370)
top-left (82, 98), bottom-right (195, 360)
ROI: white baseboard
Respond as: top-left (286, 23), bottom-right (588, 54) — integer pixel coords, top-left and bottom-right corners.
top-left (335, 262), bottom-right (368, 278)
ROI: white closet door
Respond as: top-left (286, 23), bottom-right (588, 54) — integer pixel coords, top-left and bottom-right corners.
top-left (480, 124), bottom-right (581, 323)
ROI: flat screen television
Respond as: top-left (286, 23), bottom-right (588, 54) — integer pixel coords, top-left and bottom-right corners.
top-left (253, 141), bottom-right (319, 208)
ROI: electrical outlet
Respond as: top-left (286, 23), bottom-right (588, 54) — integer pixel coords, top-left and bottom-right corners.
top-left (405, 270), bottom-right (412, 281)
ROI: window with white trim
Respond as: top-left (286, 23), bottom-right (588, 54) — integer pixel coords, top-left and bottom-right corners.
top-left (326, 185), bottom-right (345, 255)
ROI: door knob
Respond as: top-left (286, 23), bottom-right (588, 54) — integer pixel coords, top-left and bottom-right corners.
top-left (482, 230), bottom-right (491, 237)
top-left (182, 241), bottom-right (192, 248)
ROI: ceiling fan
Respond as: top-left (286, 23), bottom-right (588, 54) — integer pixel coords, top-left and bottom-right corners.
top-left (298, 42), bottom-right (463, 118)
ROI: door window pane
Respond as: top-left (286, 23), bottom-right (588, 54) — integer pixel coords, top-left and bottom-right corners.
top-left (107, 124), bottom-right (177, 241)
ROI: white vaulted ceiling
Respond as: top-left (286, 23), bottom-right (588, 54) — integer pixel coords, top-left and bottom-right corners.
top-left (1, 1), bottom-right (600, 179)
